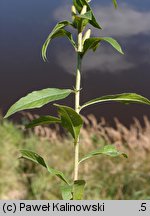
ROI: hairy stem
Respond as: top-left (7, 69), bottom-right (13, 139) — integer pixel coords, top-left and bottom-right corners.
top-left (74, 32), bottom-right (82, 181)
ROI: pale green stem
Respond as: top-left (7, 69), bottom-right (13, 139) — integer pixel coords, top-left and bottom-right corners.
top-left (74, 32), bottom-right (82, 181)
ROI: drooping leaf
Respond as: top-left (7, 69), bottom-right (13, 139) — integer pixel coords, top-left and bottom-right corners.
top-left (42, 21), bottom-right (76, 61)
top-left (101, 37), bottom-right (124, 54)
top-left (79, 145), bottom-right (127, 164)
top-left (92, 42), bottom-right (100, 52)
top-left (20, 149), bottom-right (70, 184)
top-left (26, 116), bottom-right (61, 128)
top-left (4, 88), bottom-right (72, 118)
top-left (82, 37), bottom-right (124, 57)
top-left (61, 185), bottom-right (73, 200)
top-left (55, 104), bottom-right (83, 142)
top-left (112, 0), bottom-right (118, 8)
top-left (73, 180), bottom-right (86, 200)
top-left (73, 0), bottom-right (101, 29)
top-left (81, 93), bottom-right (150, 110)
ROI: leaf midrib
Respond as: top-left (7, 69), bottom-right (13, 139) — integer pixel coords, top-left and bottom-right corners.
top-left (82, 97), bottom-right (150, 109)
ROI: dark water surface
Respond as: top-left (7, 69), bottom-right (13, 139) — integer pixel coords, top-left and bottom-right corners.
top-left (0, 0), bottom-right (150, 125)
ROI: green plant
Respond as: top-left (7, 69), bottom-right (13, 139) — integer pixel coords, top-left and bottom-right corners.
top-left (4, 0), bottom-right (150, 200)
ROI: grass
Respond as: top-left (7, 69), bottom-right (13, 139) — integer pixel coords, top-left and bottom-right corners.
top-left (0, 114), bottom-right (150, 200)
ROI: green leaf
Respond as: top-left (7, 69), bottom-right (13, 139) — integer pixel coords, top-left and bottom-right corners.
top-left (82, 38), bottom-right (101, 56)
top-left (74, 18), bottom-right (89, 32)
top-left (20, 149), bottom-right (70, 184)
top-left (74, 10), bottom-right (92, 31)
top-left (4, 88), bottom-right (72, 118)
top-left (101, 37), bottom-right (124, 54)
top-left (112, 0), bottom-right (118, 8)
top-left (42, 21), bottom-right (76, 61)
top-left (26, 116), bottom-right (61, 128)
top-left (76, 10), bottom-right (92, 20)
top-left (61, 185), bottom-right (73, 200)
top-left (73, 180), bottom-right (86, 200)
top-left (73, 0), bottom-right (83, 12)
top-left (92, 42), bottom-right (100, 52)
top-left (81, 93), bottom-right (150, 110)
top-left (73, 0), bottom-right (101, 29)
top-left (82, 37), bottom-right (124, 57)
top-left (55, 104), bottom-right (83, 142)
top-left (79, 145), bottom-right (127, 164)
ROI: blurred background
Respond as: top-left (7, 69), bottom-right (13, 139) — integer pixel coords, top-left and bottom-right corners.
top-left (0, 0), bottom-right (150, 200)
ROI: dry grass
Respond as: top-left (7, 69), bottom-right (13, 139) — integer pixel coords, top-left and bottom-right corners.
top-left (82, 114), bottom-right (150, 155)
top-left (21, 112), bottom-right (150, 155)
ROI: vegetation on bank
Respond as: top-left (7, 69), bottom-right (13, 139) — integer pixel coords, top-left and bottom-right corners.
top-left (0, 115), bottom-right (150, 200)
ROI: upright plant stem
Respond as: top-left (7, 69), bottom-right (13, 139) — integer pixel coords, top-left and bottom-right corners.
top-left (74, 32), bottom-right (82, 181)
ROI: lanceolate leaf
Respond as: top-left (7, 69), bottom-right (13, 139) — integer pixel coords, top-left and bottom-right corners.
top-left (55, 104), bottom-right (83, 142)
top-left (73, 0), bottom-right (101, 29)
top-left (81, 93), bottom-right (150, 110)
top-left (101, 37), bottom-right (124, 54)
top-left (42, 21), bottom-right (76, 61)
top-left (82, 37), bottom-right (124, 57)
top-left (73, 180), bottom-right (86, 200)
top-left (61, 185), bottom-right (73, 200)
top-left (20, 150), bottom-right (70, 184)
top-left (4, 88), bottom-right (72, 118)
top-left (26, 116), bottom-right (61, 128)
top-left (112, 0), bottom-right (118, 8)
top-left (79, 145), bottom-right (127, 164)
